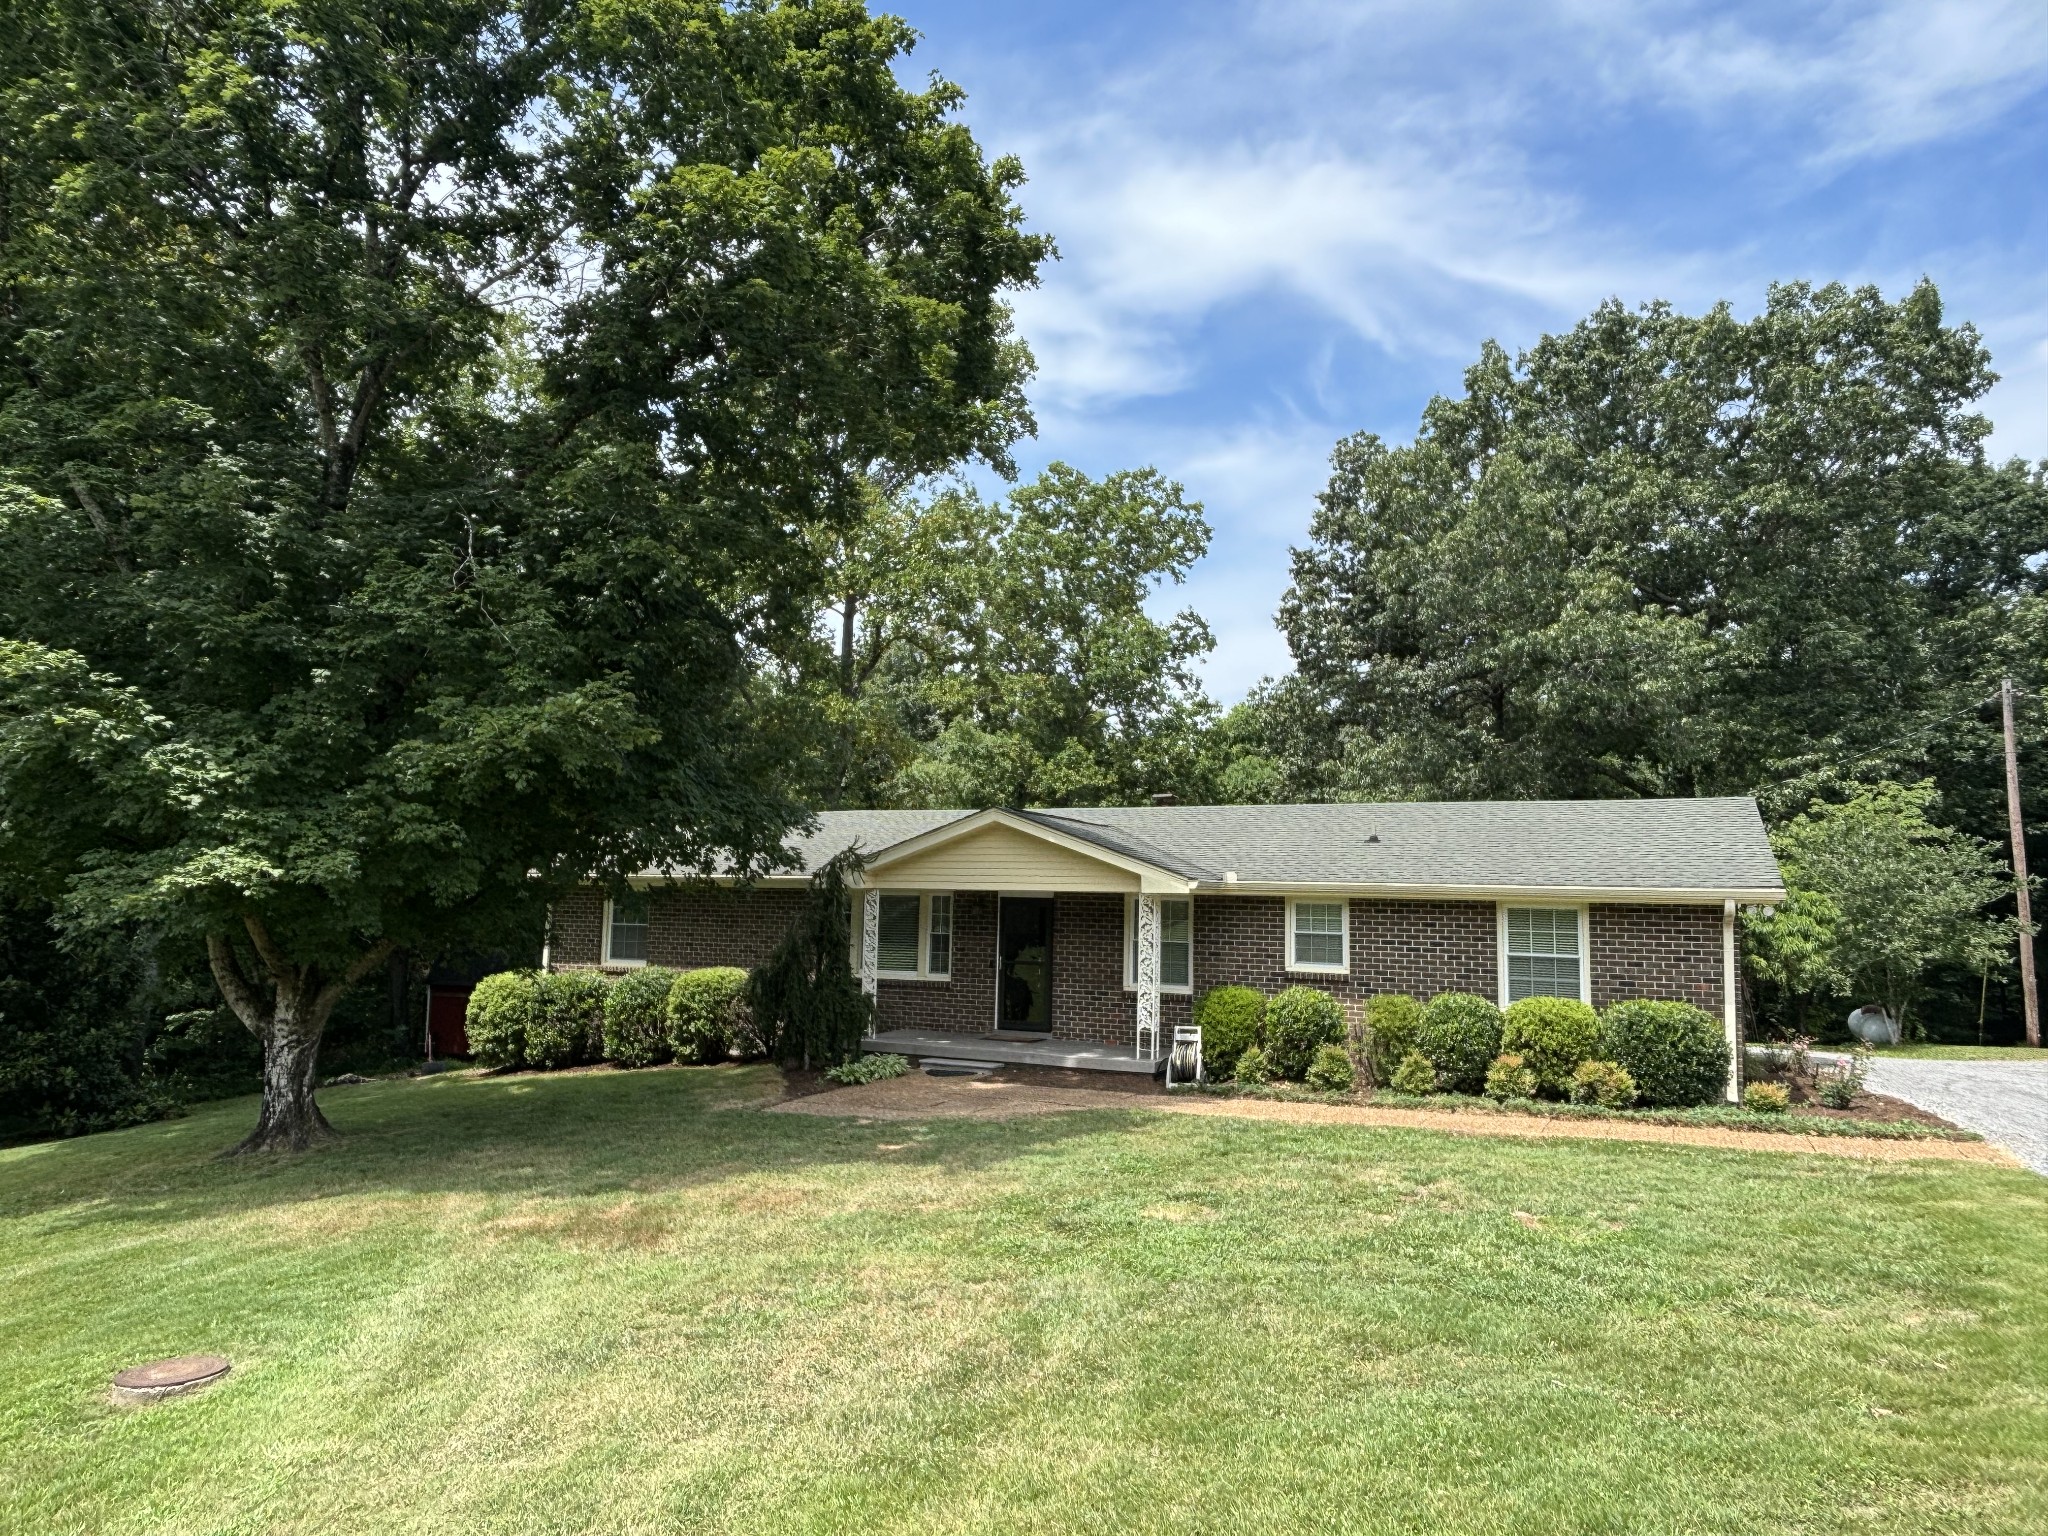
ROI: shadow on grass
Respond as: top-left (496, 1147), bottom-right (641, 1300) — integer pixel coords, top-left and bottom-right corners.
top-left (0, 1064), bottom-right (1174, 1229)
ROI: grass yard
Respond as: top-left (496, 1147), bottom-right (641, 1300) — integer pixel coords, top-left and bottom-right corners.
top-left (1862, 1044), bottom-right (2048, 1062)
top-left (4, 1068), bottom-right (2047, 1535)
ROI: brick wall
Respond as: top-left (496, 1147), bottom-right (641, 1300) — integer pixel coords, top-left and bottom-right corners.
top-left (1588, 903), bottom-right (1728, 1019)
top-left (548, 885), bottom-right (805, 971)
top-left (874, 892), bottom-right (998, 1035)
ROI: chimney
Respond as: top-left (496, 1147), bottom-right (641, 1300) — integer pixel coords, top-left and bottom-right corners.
top-left (1150, 792), bottom-right (1177, 806)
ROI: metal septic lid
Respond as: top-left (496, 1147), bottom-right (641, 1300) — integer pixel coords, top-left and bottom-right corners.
top-left (112, 1355), bottom-right (231, 1403)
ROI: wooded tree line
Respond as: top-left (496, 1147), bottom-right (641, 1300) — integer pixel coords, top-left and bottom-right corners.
top-left (0, 1), bottom-right (2041, 1147)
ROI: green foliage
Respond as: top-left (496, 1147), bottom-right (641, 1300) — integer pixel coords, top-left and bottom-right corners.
top-left (1744, 1082), bottom-right (1792, 1114)
top-left (1501, 996), bottom-right (1602, 1095)
top-left (0, 0), bottom-right (1047, 1148)
top-left (1232, 1044), bottom-right (1274, 1085)
top-left (1601, 1000), bottom-right (1731, 1108)
top-left (601, 968), bottom-right (679, 1069)
top-left (1267, 281), bottom-right (2048, 819)
top-left (467, 972), bottom-right (542, 1071)
top-left (1263, 986), bottom-right (1345, 1080)
top-left (1568, 1059), bottom-right (1639, 1108)
top-left (747, 851), bottom-right (873, 1070)
top-left (1304, 1043), bottom-right (1356, 1094)
top-left (1360, 994), bottom-right (1424, 1084)
top-left (1414, 993), bottom-right (1505, 1095)
top-left (1814, 1047), bottom-right (1872, 1110)
top-left (667, 968), bottom-right (753, 1065)
top-left (1389, 1051), bottom-right (1439, 1095)
top-left (1192, 985), bottom-right (1266, 1082)
top-left (1484, 1052), bottom-right (1539, 1102)
top-left (1747, 783), bottom-right (2012, 1037)
top-left (823, 1053), bottom-right (912, 1086)
top-left (529, 972), bottom-right (608, 1071)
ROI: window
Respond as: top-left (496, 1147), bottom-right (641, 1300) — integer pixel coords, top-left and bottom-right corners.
top-left (605, 893), bottom-right (649, 967)
top-left (927, 894), bottom-right (952, 977)
top-left (1289, 899), bottom-right (1348, 972)
top-left (1124, 898), bottom-right (1193, 993)
top-left (1503, 906), bottom-right (1583, 1003)
top-left (876, 894), bottom-right (922, 976)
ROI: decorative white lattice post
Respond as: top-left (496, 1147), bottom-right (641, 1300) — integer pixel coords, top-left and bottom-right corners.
top-left (1135, 892), bottom-right (1161, 1059)
top-left (860, 888), bottom-right (880, 1035)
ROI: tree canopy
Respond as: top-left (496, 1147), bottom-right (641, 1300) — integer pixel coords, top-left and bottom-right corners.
top-left (0, 0), bottom-right (1047, 1148)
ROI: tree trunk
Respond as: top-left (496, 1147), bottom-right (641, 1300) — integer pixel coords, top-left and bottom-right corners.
top-left (235, 1006), bottom-right (336, 1155)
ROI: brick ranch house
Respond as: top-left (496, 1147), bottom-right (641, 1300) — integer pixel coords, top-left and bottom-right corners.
top-left (547, 798), bottom-right (1786, 1099)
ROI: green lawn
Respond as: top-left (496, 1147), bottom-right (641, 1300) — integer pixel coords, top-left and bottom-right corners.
top-left (4, 1068), bottom-right (2047, 1535)
top-left (1862, 1044), bottom-right (2048, 1062)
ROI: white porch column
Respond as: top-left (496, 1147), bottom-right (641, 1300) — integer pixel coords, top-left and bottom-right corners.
top-left (1135, 892), bottom-right (1161, 1059)
top-left (860, 889), bottom-right (880, 1033)
top-left (1722, 898), bottom-right (1740, 1103)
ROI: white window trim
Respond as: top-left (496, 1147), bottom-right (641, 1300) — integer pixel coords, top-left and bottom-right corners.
top-left (1122, 896), bottom-right (1194, 995)
top-left (1286, 897), bottom-right (1350, 974)
top-left (1495, 901), bottom-right (1592, 1008)
top-left (601, 896), bottom-right (649, 969)
top-left (872, 891), bottom-right (953, 983)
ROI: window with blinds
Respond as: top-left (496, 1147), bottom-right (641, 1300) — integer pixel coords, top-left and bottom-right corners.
top-left (1505, 907), bottom-right (1582, 1001)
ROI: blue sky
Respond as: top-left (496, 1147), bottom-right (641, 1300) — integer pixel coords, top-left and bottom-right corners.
top-left (888, 0), bottom-right (2048, 702)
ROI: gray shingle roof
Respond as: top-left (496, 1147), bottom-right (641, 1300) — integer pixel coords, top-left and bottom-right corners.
top-left (772, 798), bottom-right (1784, 898)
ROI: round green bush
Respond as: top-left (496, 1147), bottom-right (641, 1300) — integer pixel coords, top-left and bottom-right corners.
top-left (1500, 995), bottom-right (1602, 1096)
top-left (528, 970), bottom-right (608, 1070)
top-left (1264, 986), bottom-right (1345, 1079)
top-left (1600, 999), bottom-right (1730, 1107)
top-left (1743, 1081), bottom-right (1791, 1114)
top-left (1569, 1058), bottom-right (1638, 1108)
top-left (1389, 1050), bottom-right (1438, 1095)
top-left (668, 967), bottom-right (752, 1064)
top-left (1304, 1042), bottom-right (1356, 1094)
top-left (465, 970), bottom-right (541, 1069)
top-left (1192, 985), bottom-right (1266, 1082)
top-left (1413, 992), bottom-right (1504, 1094)
top-left (1484, 1051), bottom-right (1538, 1102)
top-left (601, 966), bottom-right (680, 1068)
top-left (1232, 1043), bottom-right (1274, 1084)
top-left (1361, 993), bottom-right (1423, 1084)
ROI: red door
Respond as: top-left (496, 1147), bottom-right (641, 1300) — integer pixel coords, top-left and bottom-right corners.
top-left (427, 987), bottom-right (471, 1058)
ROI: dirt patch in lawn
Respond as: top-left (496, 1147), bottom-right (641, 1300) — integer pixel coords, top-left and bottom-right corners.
top-left (773, 1074), bottom-right (2021, 1167)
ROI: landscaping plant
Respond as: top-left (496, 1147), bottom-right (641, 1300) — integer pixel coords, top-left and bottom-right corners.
top-left (1264, 986), bottom-right (1345, 1079)
top-left (1500, 996), bottom-right (1602, 1095)
top-left (465, 972), bottom-right (542, 1070)
top-left (822, 1053), bottom-right (912, 1086)
top-left (1389, 1050), bottom-right (1438, 1095)
top-left (602, 968), bottom-right (681, 1069)
top-left (1360, 993), bottom-right (1423, 1084)
top-left (668, 968), bottom-right (754, 1064)
top-left (1304, 1044), bottom-right (1356, 1094)
top-left (1599, 1000), bottom-right (1730, 1107)
top-left (1484, 1052), bottom-right (1539, 1102)
top-left (1191, 985), bottom-right (1266, 1083)
top-left (748, 850), bottom-right (873, 1070)
top-left (1569, 1059), bottom-right (1638, 1108)
top-left (1813, 1046), bottom-right (1871, 1110)
top-left (1744, 1082), bottom-right (1792, 1114)
top-left (1414, 993), bottom-right (1504, 1094)
top-left (529, 972), bottom-right (609, 1070)
top-left (1232, 1044), bottom-right (1275, 1084)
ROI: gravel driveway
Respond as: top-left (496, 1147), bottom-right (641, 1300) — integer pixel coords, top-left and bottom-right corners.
top-left (1826, 1055), bottom-right (2048, 1174)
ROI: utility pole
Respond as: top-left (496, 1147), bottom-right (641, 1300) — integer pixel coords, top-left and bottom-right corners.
top-left (2002, 678), bottom-right (2040, 1047)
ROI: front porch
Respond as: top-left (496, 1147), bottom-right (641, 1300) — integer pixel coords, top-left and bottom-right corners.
top-left (862, 1027), bottom-right (1165, 1075)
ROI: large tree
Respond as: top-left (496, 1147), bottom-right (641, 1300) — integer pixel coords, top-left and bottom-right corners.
top-left (1272, 282), bottom-right (2048, 815)
top-left (0, 0), bottom-right (1047, 1149)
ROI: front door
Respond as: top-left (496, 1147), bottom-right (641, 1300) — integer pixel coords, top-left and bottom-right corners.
top-left (997, 897), bottom-right (1054, 1033)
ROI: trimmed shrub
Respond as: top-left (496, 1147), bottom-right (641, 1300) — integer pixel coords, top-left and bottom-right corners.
top-left (1414, 993), bottom-right (1504, 1094)
top-left (1813, 1046), bottom-right (1870, 1110)
top-left (1264, 986), bottom-right (1345, 1079)
top-left (668, 967), bottom-right (752, 1064)
top-left (1233, 1044), bottom-right (1275, 1084)
top-left (1304, 1043), bottom-right (1356, 1094)
top-left (1192, 985), bottom-right (1266, 1082)
top-left (1360, 993), bottom-right (1423, 1084)
top-left (466, 971), bottom-right (542, 1069)
top-left (1600, 999), bottom-right (1730, 1108)
top-left (824, 1053), bottom-right (911, 1086)
top-left (1500, 996), bottom-right (1602, 1096)
top-left (1389, 1050), bottom-right (1438, 1095)
top-left (528, 970), bottom-right (608, 1070)
top-left (601, 966), bottom-right (680, 1067)
top-left (1568, 1058), bottom-right (1638, 1108)
top-left (1744, 1081), bottom-right (1791, 1114)
top-left (1484, 1052), bottom-right (1538, 1102)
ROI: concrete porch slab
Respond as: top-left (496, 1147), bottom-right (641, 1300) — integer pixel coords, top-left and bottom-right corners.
top-left (863, 1027), bottom-right (1163, 1075)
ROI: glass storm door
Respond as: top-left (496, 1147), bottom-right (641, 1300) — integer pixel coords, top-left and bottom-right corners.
top-left (997, 898), bottom-right (1054, 1032)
